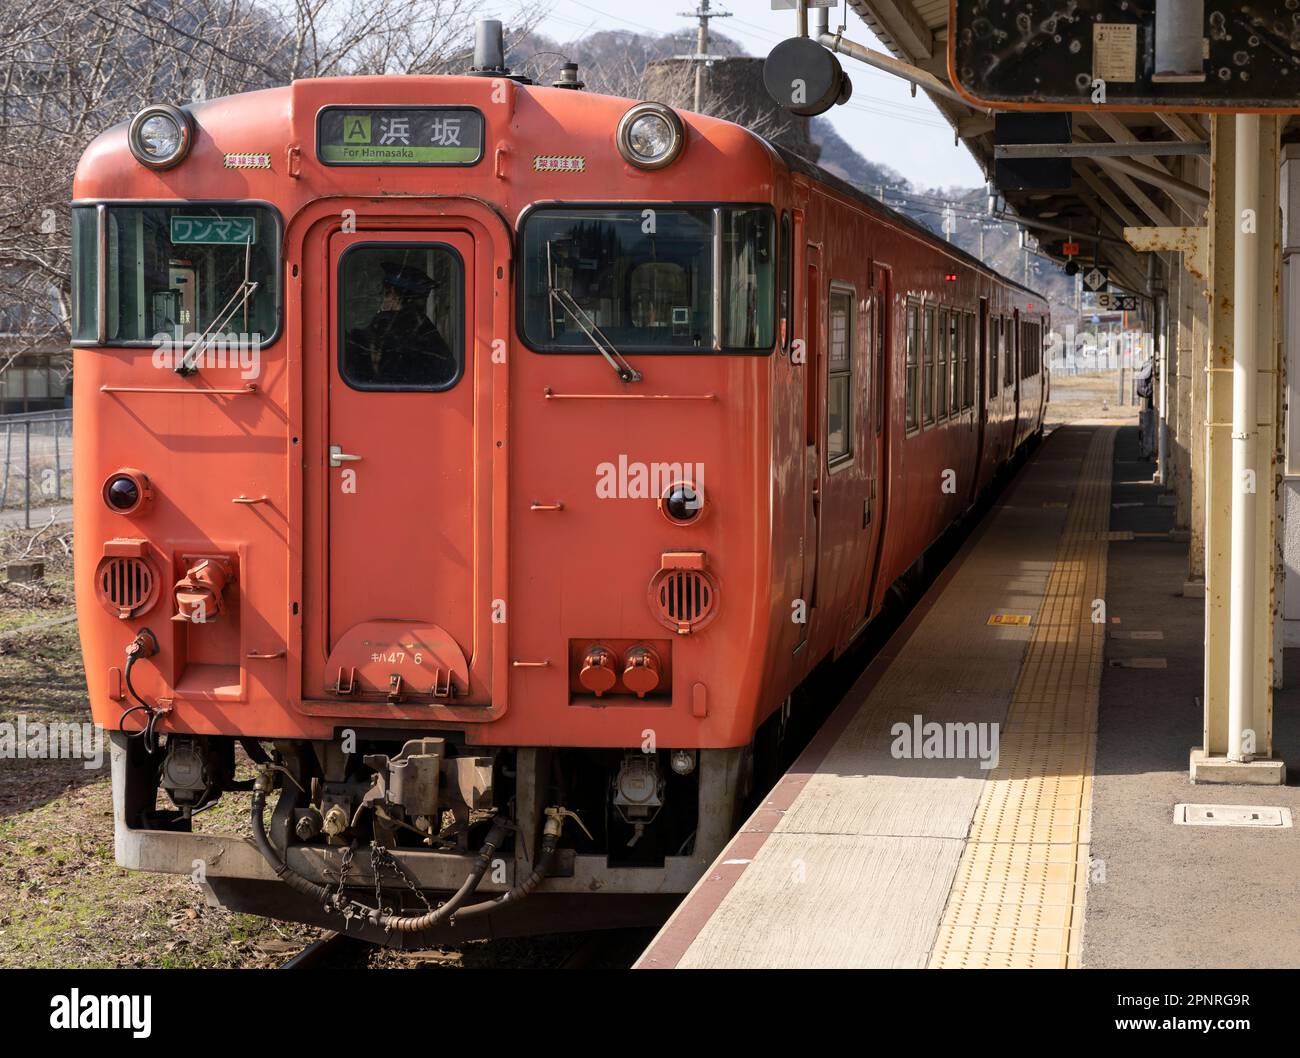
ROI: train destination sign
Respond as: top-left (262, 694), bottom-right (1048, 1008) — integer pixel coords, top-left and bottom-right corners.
top-left (951, 1), bottom-right (1300, 112)
top-left (317, 107), bottom-right (484, 166)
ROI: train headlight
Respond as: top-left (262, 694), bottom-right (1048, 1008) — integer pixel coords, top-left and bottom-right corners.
top-left (617, 102), bottom-right (684, 170)
top-left (128, 104), bottom-right (192, 170)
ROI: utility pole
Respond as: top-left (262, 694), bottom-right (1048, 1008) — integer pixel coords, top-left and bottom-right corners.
top-left (679, 0), bottom-right (731, 112)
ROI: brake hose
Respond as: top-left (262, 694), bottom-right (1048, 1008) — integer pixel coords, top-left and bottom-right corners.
top-left (250, 772), bottom-right (515, 932)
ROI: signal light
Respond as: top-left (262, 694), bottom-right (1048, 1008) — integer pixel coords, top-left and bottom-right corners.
top-left (944, 273), bottom-right (958, 283)
top-left (102, 470), bottom-right (152, 515)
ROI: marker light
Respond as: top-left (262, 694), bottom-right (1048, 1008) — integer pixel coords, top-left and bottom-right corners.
top-left (102, 470), bottom-right (152, 515)
top-left (617, 102), bottom-right (685, 170)
top-left (128, 105), bottom-right (193, 170)
top-left (660, 482), bottom-right (704, 525)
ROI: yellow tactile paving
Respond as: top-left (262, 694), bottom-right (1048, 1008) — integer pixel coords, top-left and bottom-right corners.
top-left (929, 427), bottom-right (1115, 969)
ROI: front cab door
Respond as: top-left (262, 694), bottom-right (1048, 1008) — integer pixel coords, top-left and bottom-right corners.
top-left (308, 229), bottom-right (479, 706)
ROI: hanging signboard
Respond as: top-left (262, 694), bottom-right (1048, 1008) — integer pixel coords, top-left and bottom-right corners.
top-left (950, 1), bottom-right (1300, 112)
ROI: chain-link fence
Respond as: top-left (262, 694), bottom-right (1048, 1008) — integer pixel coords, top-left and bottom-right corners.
top-left (0, 410), bottom-right (72, 527)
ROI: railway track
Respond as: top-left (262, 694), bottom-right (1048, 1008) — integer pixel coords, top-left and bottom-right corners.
top-left (281, 925), bottom-right (658, 969)
top-left (281, 931), bottom-right (375, 969)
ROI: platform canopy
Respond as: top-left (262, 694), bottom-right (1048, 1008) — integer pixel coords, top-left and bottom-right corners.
top-left (840, 0), bottom-right (1283, 294)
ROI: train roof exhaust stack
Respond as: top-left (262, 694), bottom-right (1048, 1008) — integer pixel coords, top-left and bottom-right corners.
top-left (468, 19), bottom-right (531, 83)
top-left (470, 20), bottom-right (509, 77)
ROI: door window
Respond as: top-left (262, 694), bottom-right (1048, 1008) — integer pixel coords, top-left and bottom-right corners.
top-left (339, 243), bottom-right (463, 390)
top-left (905, 301), bottom-right (920, 432)
top-left (827, 287), bottom-right (854, 465)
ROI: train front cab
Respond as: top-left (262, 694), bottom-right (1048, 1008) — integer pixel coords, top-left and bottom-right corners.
top-left (74, 78), bottom-right (806, 942)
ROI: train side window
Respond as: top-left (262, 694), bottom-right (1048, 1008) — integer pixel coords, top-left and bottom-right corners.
top-left (937, 308), bottom-right (949, 423)
top-left (1005, 320), bottom-right (1015, 387)
top-left (905, 301), bottom-right (920, 432)
top-left (949, 311), bottom-right (962, 417)
top-left (339, 243), bottom-right (464, 391)
top-left (827, 287), bottom-right (854, 466)
top-left (989, 318), bottom-right (1000, 399)
top-left (963, 313), bottom-right (975, 409)
top-left (922, 304), bottom-right (936, 427)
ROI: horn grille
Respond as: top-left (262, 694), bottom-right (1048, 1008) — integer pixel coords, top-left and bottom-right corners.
top-left (648, 568), bottom-right (717, 635)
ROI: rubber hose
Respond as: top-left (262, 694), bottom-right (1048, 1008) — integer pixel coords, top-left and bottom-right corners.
top-left (375, 817), bottom-right (510, 933)
top-left (250, 788), bottom-right (509, 930)
top-left (250, 788), bottom-right (334, 903)
top-left (451, 834), bottom-right (557, 921)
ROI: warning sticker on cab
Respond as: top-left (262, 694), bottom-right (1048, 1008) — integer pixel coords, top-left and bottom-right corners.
top-left (534, 155), bottom-right (586, 173)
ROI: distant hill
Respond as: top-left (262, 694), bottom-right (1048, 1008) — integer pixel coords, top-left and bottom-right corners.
top-left (810, 119), bottom-right (907, 194)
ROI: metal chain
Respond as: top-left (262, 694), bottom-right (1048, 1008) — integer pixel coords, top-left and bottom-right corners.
top-left (372, 848), bottom-right (390, 919)
top-left (371, 840), bottom-right (433, 913)
top-left (330, 842), bottom-right (356, 923)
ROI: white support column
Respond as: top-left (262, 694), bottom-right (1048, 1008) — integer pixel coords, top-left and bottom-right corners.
top-left (1192, 115), bottom-right (1285, 784)
top-left (1227, 114), bottom-right (1260, 763)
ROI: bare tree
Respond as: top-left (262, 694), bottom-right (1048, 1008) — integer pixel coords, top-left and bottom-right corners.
top-left (0, 0), bottom-right (534, 387)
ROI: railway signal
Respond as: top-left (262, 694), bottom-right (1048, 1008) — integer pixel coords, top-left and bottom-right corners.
top-left (1083, 266), bottom-right (1109, 293)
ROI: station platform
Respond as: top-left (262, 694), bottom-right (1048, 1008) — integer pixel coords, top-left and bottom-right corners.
top-left (635, 424), bottom-right (1300, 969)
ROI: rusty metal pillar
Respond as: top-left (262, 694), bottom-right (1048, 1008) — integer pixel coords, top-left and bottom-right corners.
top-left (1192, 113), bottom-right (1285, 784)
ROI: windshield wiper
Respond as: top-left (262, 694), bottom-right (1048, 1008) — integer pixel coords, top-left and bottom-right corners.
top-left (176, 236), bottom-right (258, 376)
top-left (545, 241), bottom-right (641, 383)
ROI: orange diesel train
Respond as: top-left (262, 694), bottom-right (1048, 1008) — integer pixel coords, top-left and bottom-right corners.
top-left (71, 25), bottom-right (1047, 942)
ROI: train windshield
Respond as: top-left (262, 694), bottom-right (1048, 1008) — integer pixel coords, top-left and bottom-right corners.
top-left (71, 204), bottom-right (279, 344)
top-left (520, 206), bottom-right (775, 353)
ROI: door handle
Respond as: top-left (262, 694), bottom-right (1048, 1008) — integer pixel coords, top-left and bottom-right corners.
top-left (329, 445), bottom-right (362, 468)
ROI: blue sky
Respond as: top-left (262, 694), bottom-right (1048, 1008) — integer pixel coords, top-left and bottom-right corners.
top-left (521, 0), bottom-right (986, 190)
